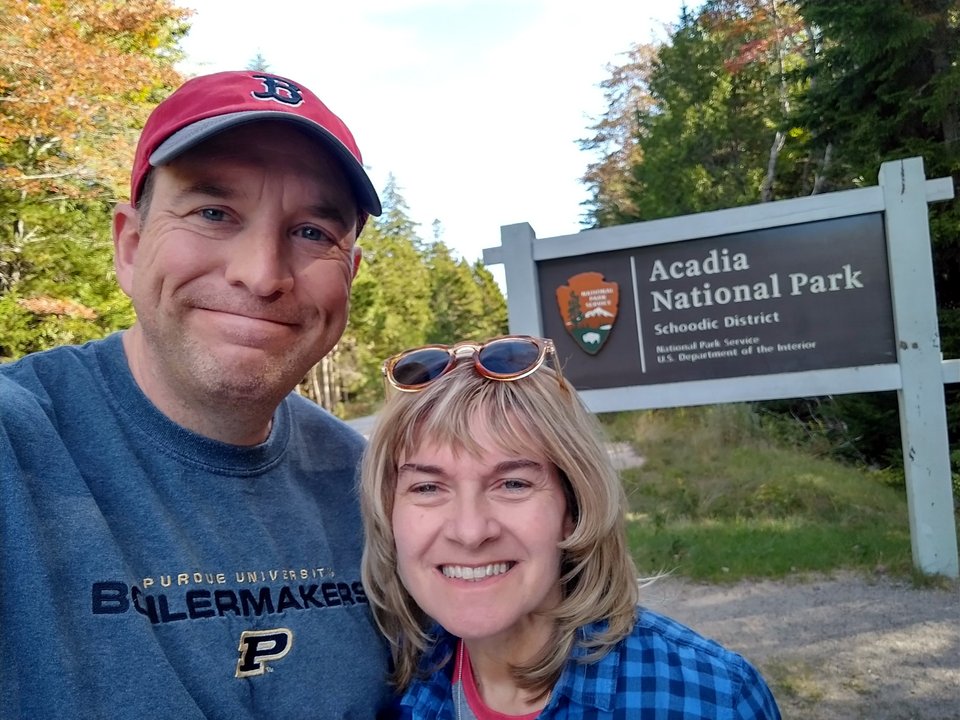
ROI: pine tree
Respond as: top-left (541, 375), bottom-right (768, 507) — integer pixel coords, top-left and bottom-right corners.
top-left (0, 0), bottom-right (189, 359)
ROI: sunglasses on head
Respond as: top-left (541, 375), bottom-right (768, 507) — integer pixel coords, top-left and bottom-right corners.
top-left (381, 335), bottom-right (565, 393)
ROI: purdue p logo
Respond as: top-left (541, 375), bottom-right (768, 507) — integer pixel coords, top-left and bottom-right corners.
top-left (250, 74), bottom-right (304, 106)
top-left (236, 628), bottom-right (293, 678)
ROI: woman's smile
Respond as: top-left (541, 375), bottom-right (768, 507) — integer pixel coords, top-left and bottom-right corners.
top-left (439, 562), bottom-right (515, 581)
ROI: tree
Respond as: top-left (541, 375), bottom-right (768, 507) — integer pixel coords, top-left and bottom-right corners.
top-left (790, 0), bottom-right (960, 458)
top-left (0, 0), bottom-right (190, 360)
top-left (0, 0), bottom-right (189, 198)
top-left (301, 177), bottom-right (508, 416)
top-left (579, 40), bottom-right (660, 227)
top-left (246, 52), bottom-right (270, 72)
top-left (424, 243), bottom-right (507, 345)
top-left (0, 198), bottom-right (135, 358)
top-left (581, 0), bottom-right (959, 468)
top-left (311, 177), bottom-right (432, 414)
top-left (582, 0), bottom-right (810, 226)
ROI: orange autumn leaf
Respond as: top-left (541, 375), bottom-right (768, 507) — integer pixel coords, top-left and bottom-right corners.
top-left (0, 0), bottom-right (191, 199)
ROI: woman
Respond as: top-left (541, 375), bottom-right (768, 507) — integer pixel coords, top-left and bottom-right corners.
top-left (360, 335), bottom-right (781, 718)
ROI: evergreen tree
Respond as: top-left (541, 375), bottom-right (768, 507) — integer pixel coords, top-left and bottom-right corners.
top-left (791, 0), bottom-right (960, 458)
top-left (246, 51), bottom-right (270, 72)
top-left (582, 0), bottom-right (958, 468)
top-left (424, 243), bottom-right (507, 344)
top-left (582, 0), bottom-right (809, 226)
top-left (579, 41), bottom-right (660, 227)
top-left (333, 179), bottom-right (507, 415)
top-left (338, 178), bottom-right (432, 412)
top-left (0, 0), bottom-right (188, 360)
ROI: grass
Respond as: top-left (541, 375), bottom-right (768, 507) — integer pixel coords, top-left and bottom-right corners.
top-left (762, 660), bottom-right (826, 705)
top-left (598, 404), bottom-right (952, 583)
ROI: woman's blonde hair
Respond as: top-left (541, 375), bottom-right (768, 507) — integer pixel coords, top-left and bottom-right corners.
top-left (359, 358), bottom-right (639, 695)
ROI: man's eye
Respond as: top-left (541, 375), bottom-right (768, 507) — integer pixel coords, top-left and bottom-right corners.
top-left (296, 226), bottom-right (334, 243)
top-left (199, 208), bottom-right (226, 221)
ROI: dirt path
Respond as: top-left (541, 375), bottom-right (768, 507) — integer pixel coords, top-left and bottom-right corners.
top-left (641, 571), bottom-right (960, 719)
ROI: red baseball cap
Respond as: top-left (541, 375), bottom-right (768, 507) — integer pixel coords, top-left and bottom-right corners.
top-left (130, 70), bottom-right (381, 216)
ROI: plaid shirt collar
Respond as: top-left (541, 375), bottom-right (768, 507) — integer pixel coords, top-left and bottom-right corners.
top-left (398, 621), bottom-right (616, 718)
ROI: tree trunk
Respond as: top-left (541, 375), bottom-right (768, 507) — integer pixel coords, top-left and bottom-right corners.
top-left (760, 130), bottom-right (786, 202)
top-left (811, 143), bottom-right (832, 195)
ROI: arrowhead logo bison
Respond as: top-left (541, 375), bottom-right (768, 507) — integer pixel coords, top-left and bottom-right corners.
top-left (555, 272), bottom-right (619, 355)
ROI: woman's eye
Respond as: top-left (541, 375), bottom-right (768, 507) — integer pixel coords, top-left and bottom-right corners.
top-left (502, 478), bottom-right (530, 491)
top-left (411, 482), bottom-right (439, 495)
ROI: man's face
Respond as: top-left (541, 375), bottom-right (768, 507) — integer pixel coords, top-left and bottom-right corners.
top-left (114, 121), bottom-right (361, 424)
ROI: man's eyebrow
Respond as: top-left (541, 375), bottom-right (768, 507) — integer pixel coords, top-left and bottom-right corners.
top-left (176, 182), bottom-right (233, 201)
top-left (307, 203), bottom-right (351, 229)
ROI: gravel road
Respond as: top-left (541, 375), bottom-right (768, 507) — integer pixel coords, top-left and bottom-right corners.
top-left (641, 571), bottom-right (959, 719)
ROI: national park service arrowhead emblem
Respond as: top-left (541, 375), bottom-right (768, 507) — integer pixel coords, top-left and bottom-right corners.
top-left (555, 272), bottom-right (619, 355)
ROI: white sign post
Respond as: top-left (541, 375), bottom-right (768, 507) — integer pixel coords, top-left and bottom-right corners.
top-left (880, 158), bottom-right (958, 577)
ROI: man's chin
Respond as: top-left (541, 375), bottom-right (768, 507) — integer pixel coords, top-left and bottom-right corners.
top-left (187, 348), bottom-right (299, 402)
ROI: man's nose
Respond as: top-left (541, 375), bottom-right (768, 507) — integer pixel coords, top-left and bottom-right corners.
top-left (443, 494), bottom-right (500, 548)
top-left (224, 226), bottom-right (295, 297)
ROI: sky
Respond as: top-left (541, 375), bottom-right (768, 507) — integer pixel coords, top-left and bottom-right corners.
top-left (176, 1), bottom-right (686, 289)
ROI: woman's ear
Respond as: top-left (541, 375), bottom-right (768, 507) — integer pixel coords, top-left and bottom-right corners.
top-left (113, 203), bottom-right (140, 297)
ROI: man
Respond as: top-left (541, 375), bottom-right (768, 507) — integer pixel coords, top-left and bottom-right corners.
top-left (0, 71), bottom-right (391, 718)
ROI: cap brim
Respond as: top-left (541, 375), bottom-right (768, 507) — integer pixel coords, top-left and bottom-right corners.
top-left (149, 111), bottom-right (381, 216)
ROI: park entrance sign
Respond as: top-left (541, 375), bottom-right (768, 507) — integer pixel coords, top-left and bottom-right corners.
top-left (484, 157), bottom-right (958, 578)
top-left (541, 213), bottom-right (894, 388)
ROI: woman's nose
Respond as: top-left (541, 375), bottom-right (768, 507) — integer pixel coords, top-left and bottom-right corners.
top-left (443, 494), bottom-right (500, 548)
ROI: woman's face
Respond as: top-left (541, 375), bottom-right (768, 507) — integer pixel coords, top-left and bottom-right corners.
top-left (391, 421), bottom-right (573, 649)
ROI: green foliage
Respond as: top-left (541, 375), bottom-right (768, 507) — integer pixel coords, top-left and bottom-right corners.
top-left (756, 393), bottom-right (903, 468)
top-left (0, 0), bottom-right (184, 361)
top-left (791, 0), bottom-right (960, 458)
top-left (599, 406), bottom-right (923, 581)
top-left (339, 177), bottom-right (507, 415)
top-left (585, 0), bottom-right (960, 484)
top-left (0, 190), bottom-right (134, 360)
top-left (583, 0), bottom-right (812, 225)
top-left (791, 0), bottom-right (958, 187)
top-left (423, 241), bottom-right (507, 345)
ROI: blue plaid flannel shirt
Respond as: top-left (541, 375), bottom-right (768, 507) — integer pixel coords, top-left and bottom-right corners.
top-left (394, 607), bottom-right (782, 719)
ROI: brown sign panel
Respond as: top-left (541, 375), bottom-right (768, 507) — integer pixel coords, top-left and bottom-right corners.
top-left (539, 214), bottom-right (896, 389)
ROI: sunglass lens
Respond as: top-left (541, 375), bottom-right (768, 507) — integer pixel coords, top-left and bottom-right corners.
top-left (392, 348), bottom-right (451, 387)
top-left (478, 340), bottom-right (540, 375)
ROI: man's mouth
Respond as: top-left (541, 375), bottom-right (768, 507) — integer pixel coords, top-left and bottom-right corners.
top-left (440, 562), bottom-right (514, 581)
top-left (201, 307), bottom-right (297, 325)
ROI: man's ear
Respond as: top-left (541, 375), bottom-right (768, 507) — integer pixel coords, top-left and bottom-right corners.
top-left (351, 244), bottom-right (363, 279)
top-left (113, 203), bottom-right (140, 297)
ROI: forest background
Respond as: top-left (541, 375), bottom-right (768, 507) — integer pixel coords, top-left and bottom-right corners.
top-left (1, 0), bottom-right (957, 480)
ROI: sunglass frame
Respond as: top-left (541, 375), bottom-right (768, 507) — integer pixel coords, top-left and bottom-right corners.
top-left (381, 335), bottom-right (561, 393)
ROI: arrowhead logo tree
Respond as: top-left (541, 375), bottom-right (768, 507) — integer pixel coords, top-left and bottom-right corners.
top-left (555, 272), bottom-right (619, 355)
